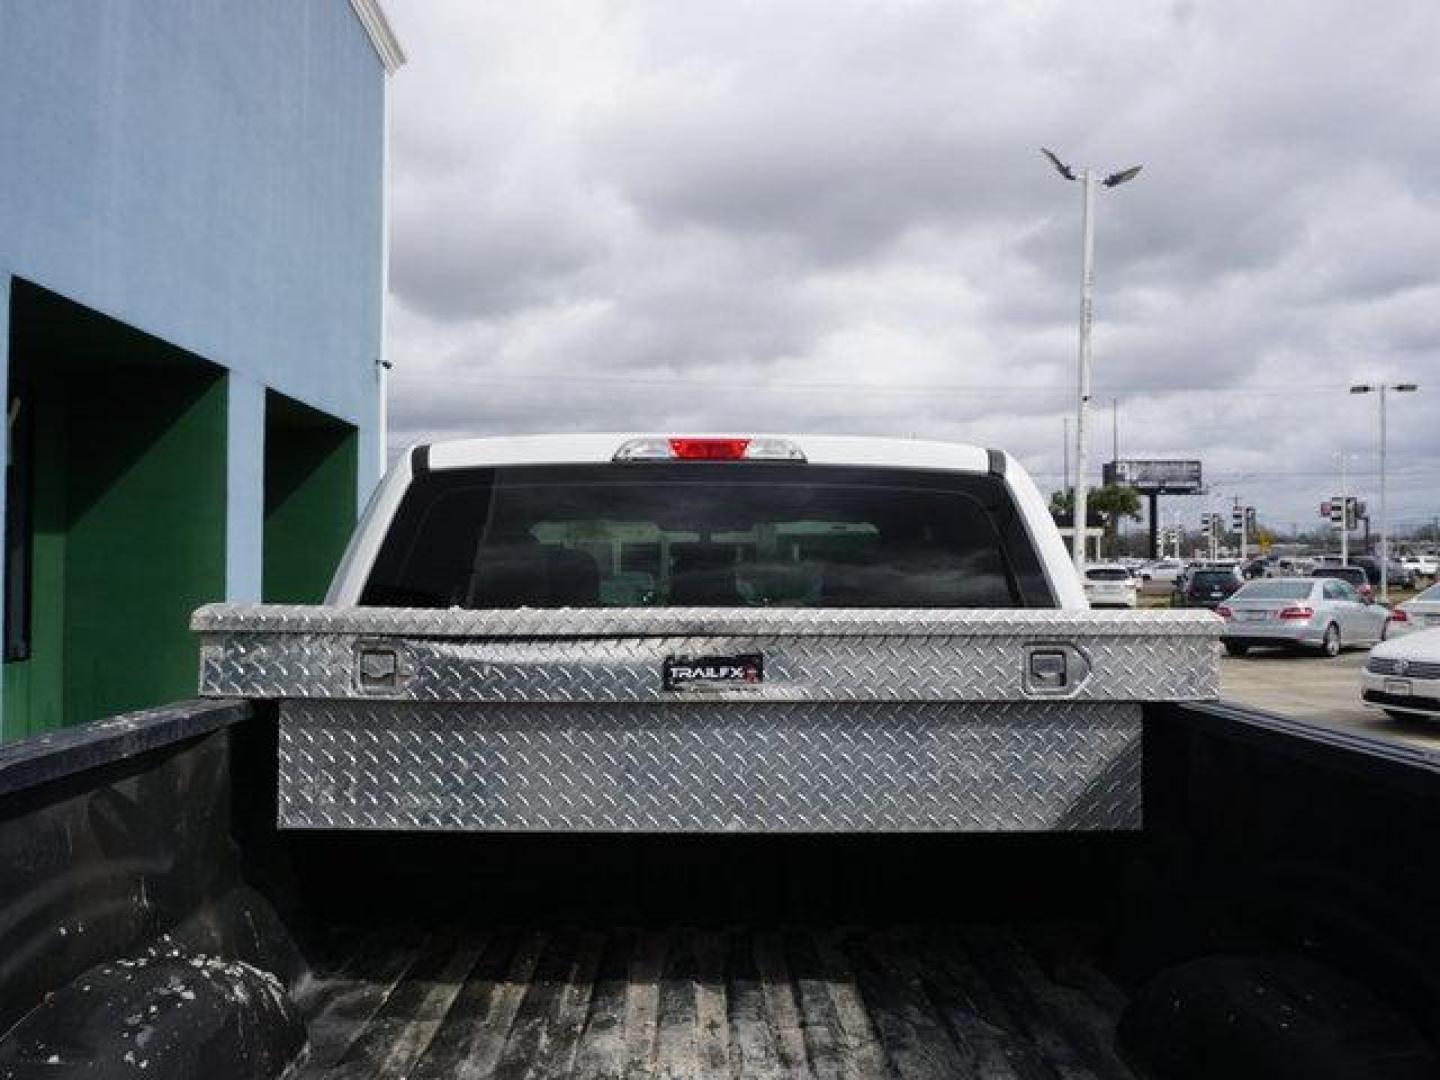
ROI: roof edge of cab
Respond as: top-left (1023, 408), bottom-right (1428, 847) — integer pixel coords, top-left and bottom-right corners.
top-left (421, 434), bottom-right (998, 475)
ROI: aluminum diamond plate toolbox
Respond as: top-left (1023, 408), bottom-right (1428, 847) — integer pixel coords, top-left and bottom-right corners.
top-left (192, 603), bottom-right (1217, 833)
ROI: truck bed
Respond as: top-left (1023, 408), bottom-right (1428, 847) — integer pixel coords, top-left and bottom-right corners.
top-left (9, 701), bottom-right (1440, 1079)
top-left (295, 922), bottom-right (1131, 1079)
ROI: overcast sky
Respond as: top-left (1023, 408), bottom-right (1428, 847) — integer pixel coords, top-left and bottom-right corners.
top-left (381, 0), bottom-right (1439, 535)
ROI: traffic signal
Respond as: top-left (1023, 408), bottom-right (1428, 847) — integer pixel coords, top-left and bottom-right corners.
top-left (1329, 497), bottom-right (1360, 530)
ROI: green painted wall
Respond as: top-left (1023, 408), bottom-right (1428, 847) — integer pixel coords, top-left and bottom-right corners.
top-left (4, 321), bottom-right (227, 737)
top-left (263, 393), bottom-right (357, 604)
top-left (62, 369), bottom-right (227, 724)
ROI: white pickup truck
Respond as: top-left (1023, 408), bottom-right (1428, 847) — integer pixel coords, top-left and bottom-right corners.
top-left (195, 433), bottom-right (1216, 835)
top-left (7, 435), bottom-right (1440, 1079)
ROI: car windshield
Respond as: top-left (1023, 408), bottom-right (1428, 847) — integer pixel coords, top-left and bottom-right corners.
top-left (1414, 583), bottom-right (1440, 602)
top-left (1234, 580), bottom-right (1313, 600)
top-left (1086, 568), bottom-right (1130, 581)
top-left (361, 463), bottom-right (1055, 609)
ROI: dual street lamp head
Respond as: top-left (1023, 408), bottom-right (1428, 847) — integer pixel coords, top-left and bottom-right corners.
top-left (1041, 148), bottom-right (1143, 188)
top-left (1349, 383), bottom-right (1418, 394)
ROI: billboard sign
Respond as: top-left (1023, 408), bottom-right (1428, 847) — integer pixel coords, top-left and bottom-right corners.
top-left (1103, 459), bottom-right (1202, 494)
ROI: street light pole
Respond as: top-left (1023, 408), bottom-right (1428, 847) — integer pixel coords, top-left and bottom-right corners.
top-left (1041, 149), bottom-right (1142, 573)
top-left (1381, 387), bottom-right (1387, 595)
top-left (1351, 382), bottom-right (1419, 603)
top-left (1073, 169), bottom-right (1097, 572)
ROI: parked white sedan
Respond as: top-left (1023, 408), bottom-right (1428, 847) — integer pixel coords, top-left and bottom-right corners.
top-left (1362, 627), bottom-right (1440, 722)
top-left (1384, 582), bottom-right (1440, 638)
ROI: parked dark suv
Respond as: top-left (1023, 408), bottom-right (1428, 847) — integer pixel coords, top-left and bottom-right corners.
top-left (1175, 568), bottom-right (1242, 609)
top-left (1350, 555), bottom-right (1415, 590)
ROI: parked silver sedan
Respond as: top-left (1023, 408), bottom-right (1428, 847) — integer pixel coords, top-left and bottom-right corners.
top-left (1217, 577), bottom-right (1389, 657)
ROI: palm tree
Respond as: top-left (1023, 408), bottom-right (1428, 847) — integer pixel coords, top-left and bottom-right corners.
top-left (1051, 484), bottom-right (1141, 554)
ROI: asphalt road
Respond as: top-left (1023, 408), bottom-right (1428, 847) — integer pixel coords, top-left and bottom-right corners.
top-left (1220, 645), bottom-right (1440, 751)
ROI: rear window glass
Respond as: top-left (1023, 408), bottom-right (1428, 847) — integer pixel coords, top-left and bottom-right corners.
top-left (1414, 583), bottom-right (1440, 602)
top-left (1190, 571), bottom-right (1236, 586)
top-left (1086, 568), bottom-right (1130, 581)
top-left (361, 463), bottom-right (1054, 609)
top-left (1234, 580), bottom-right (1313, 600)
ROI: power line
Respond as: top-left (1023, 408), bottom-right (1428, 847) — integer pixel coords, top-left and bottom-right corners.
top-left (390, 369), bottom-right (1354, 399)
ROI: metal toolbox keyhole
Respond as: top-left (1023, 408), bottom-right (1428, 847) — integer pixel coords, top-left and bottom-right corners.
top-left (356, 643), bottom-right (408, 693)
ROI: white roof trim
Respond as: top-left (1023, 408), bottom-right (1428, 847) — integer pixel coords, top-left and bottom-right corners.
top-left (349, 0), bottom-right (406, 74)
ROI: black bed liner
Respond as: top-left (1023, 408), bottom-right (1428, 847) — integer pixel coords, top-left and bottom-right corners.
top-left (293, 923), bottom-right (1131, 1079)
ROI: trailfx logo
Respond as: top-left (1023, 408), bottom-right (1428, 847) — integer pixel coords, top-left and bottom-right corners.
top-left (662, 653), bottom-right (764, 691)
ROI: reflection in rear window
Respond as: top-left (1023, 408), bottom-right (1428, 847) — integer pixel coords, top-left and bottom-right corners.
top-left (361, 463), bottom-right (1054, 609)
top-left (1235, 581), bottom-right (1313, 600)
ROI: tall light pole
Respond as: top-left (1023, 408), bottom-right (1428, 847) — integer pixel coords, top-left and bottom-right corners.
top-left (1042, 149), bottom-right (1142, 571)
top-left (1350, 382), bottom-right (1419, 602)
top-left (1336, 451), bottom-right (1351, 567)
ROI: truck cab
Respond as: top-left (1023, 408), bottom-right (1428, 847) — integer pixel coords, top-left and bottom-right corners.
top-left (327, 434), bottom-right (1085, 610)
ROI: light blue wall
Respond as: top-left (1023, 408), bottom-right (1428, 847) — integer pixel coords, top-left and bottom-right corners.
top-left (0, 0), bottom-right (384, 483)
top-left (0, 0), bottom-right (385, 612)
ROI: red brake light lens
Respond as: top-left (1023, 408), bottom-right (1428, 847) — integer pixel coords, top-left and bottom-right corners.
top-left (1215, 605), bottom-right (1232, 619)
top-left (613, 436), bottom-right (806, 463)
top-left (1391, 608), bottom-right (1409, 622)
top-left (668, 438), bottom-right (750, 461)
top-left (1278, 605), bottom-right (1314, 620)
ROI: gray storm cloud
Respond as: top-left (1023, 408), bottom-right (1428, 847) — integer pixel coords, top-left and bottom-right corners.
top-left (381, 0), bottom-right (1440, 532)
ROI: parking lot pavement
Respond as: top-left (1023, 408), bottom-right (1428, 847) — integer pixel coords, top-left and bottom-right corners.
top-left (1220, 647), bottom-right (1440, 752)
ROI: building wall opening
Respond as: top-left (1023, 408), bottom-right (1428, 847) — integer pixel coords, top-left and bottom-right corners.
top-left (4, 280), bottom-right (227, 739)
top-left (263, 390), bottom-right (357, 604)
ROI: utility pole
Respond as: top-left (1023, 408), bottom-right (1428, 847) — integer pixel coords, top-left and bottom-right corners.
top-left (1063, 415), bottom-right (1070, 496)
top-left (1339, 452), bottom-right (1349, 567)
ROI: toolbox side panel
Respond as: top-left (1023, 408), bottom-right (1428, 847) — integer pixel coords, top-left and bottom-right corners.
top-left (277, 699), bottom-right (1142, 833)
